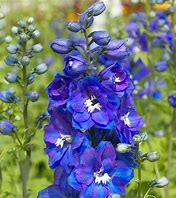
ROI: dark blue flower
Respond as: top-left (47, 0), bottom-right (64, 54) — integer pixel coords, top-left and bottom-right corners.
top-left (132, 59), bottom-right (151, 82)
top-left (38, 167), bottom-right (78, 198)
top-left (99, 62), bottom-right (133, 96)
top-left (44, 109), bottom-right (90, 169)
top-left (67, 77), bottom-right (120, 130)
top-left (47, 73), bottom-right (70, 106)
top-left (68, 141), bottom-right (134, 198)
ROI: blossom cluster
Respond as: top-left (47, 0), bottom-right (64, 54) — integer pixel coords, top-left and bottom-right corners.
top-left (126, 10), bottom-right (173, 100)
top-left (38, 2), bottom-right (143, 198)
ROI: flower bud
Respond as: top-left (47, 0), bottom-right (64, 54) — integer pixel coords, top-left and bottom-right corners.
top-left (50, 39), bottom-right (73, 54)
top-left (67, 21), bottom-right (82, 32)
top-left (20, 33), bottom-right (29, 42)
top-left (27, 73), bottom-right (35, 85)
top-left (26, 91), bottom-right (39, 102)
top-left (155, 61), bottom-right (167, 72)
top-left (162, 53), bottom-right (170, 62)
top-left (168, 94), bottom-right (176, 108)
top-left (21, 56), bottom-right (30, 66)
top-left (4, 36), bottom-right (12, 43)
top-left (161, 24), bottom-right (169, 32)
top-left (6, 45), bottom-right (18, 54)
top-left (149, 177), bottom-right (169, 188)
top-left (0, 12), bottom-right (5, 19)
top-left (88, 1), bottom-right (106, 16)
top-left (133, 134), bottom-right (142, 143)
top-left (108, 194), bottom-right (120, 198)
top-left (27, 17), bottom-right (35, 24)
top-left (17, 20), bottom-right (26, 28)
top-left (140, 132), bottom-right (148, 141)
top-left (116, 143), bottom-right (132, 153)
top-left (32, 63), bottom-right (48, 75)
top-left (0, 90), bottom-right (19, 103)
top-left (11, 26), bottom-right (18, 34)
top-left (158, 19), bottom-right (166, 27)
top-left (27, 24), bottom-right (36, 32)
top-left (32, 43), bottom-right (43, 53)
top-left (64, 55), bottom-right (86, 77)
top-left (5, 55), bottom-right (19, 66)
top-left (90, 30), bottom-right (111, 46)
top-left (104, 40), bottom-right (129, 59)
top-left (5, 72), bottom-right (18, 83)
top-left (148, 11), bottom-right (156, 18)
top-left (31, 29), bottom-right (40, 38)
top-left (85, 16), bottom-right (94, 29)
top-left (146, 151), bottom-right (160, 162)
top-left (0, 120), bottom-right (16, 135)
top-left (125, 38), bottom-right (134, 47)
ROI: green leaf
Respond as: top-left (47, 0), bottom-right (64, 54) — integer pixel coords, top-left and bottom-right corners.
top-left (0, 144), bottom-right (14, 161)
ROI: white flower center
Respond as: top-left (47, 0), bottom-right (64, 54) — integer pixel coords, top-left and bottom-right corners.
top-left (94, 168), bottom-right (111, 185)
top-left (55, 134), bottom-right (72, 148)
top-left (68, 61), bottom-right (73, 67)
top-left (114, 77), bottom-right (121, 83)
top-left (121, 112), bottom-right (131, 127)
top-left (84, 95), bottom-right (101, 113)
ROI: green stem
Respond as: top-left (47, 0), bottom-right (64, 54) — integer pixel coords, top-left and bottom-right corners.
top-left (136, 143), bottom-right (142, 198)
top-left (20, 42), bottom-right (31, 198)
top-left (83, 30), bottom-right (91, 65)
top-left (89, 130), bottom-right (96, 148)
top-left (143, 187), bottom-right (152, 198)
top-left (165, 109), bottom-right (176, 198)
top-left (147, 141), bottom-right (165, 198)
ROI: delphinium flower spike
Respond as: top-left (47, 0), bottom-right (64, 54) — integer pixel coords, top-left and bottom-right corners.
top-left (38, 1), bottom-right (144, 198)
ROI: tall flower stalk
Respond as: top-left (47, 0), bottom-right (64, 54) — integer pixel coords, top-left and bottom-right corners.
top-left (0, 17), bottom-right (48, 197)
top-left (38, 1), bottom-right (146, 198)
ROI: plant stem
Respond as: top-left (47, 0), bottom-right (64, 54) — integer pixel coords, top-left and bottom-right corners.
top-left (143, 187), bottom-right (152, 198)
top-left (19, 42), bottom-right (31, 198)
top-left (136, 143), bottom-right (142, 198)
top-left (165, 109), bottom-right (176, 198)
top-left (83, 29), bottom-right (91, 65)
top-left (147, 141), bottom-right (165, 198)
top-left (89, 130), bottom-right (96, 148)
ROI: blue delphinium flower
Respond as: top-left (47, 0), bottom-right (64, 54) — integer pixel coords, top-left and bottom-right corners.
top-left (68, 141), bottom-right (134, 198)
top-left (99, 62), bottom-right (133, 97)
top-left (47, 73), bottom-right (70, 107)
top-left (67, 76), bottom-right (120, 130)
top-left (38, 167), bottom-right (78, 198)
top-left (44, 109), bottom-right (90, 169)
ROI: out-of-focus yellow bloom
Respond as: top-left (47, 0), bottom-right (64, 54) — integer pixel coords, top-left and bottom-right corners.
top-left (153, 3), bottom-right (170, 10)
top-left (122, 2), bottom-right (144, 16)
top-left (67, 13), bottom-right (79, 21)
